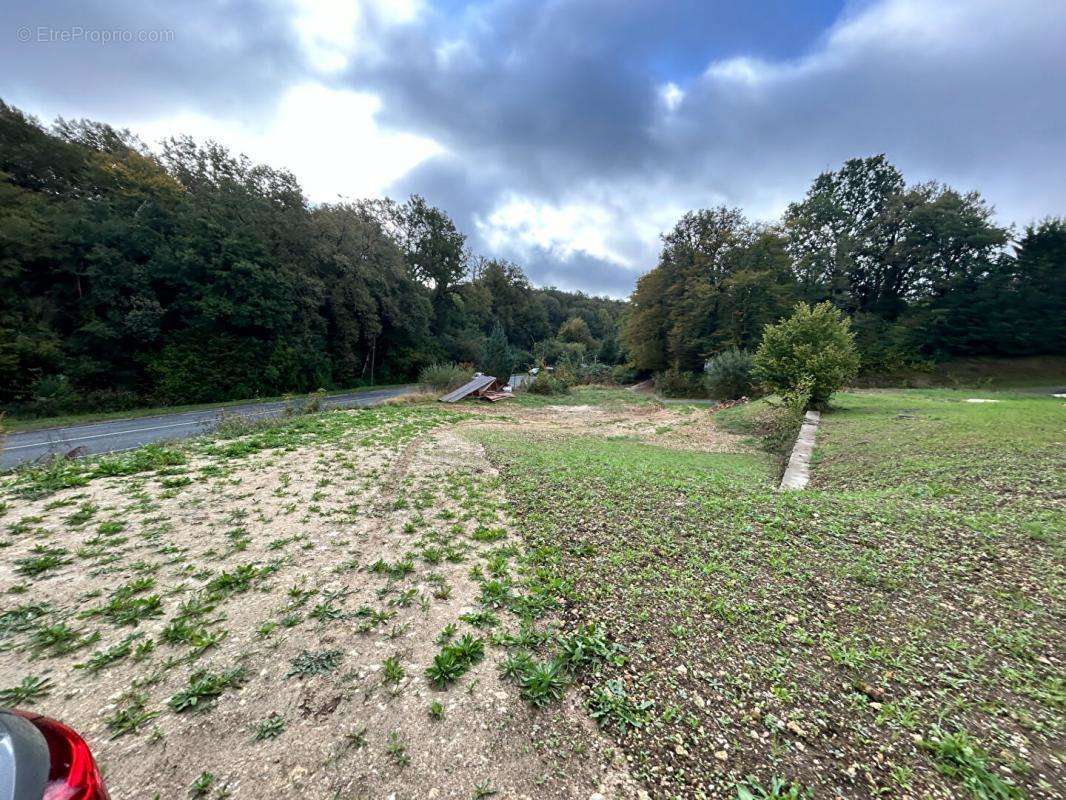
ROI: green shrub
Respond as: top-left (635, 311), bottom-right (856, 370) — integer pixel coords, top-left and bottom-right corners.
top-left (703, 348), bottom-right (755, 400)
top-left (611, 365), bottom-right (638, 385)
top-left (577, 361), bottom-right (614, 385)
top-left (527, 372), bottom-right (571, 396)
top-left (654, 368), bottom-right (707, 398)
top-left (753, 302), bottom-right (859, 407)
top-left (418, 362), bottom-right (473, 393)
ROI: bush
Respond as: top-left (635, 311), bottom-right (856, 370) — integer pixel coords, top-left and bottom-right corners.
top-left (703, 348), bottom-right (754, 400)
top-left (654, 368), bottom-right (707, 398)
top-left (611, 365), bottom-right (638, 385)
top-left (527, 373), bottom-right (571, 396)
top-left (753, 302), bottom-right (859, 407)
top-left (418, 362), bottom-right (473, 393)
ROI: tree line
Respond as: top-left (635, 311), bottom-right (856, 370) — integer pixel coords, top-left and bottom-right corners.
top-left (0, 101), bottom-right (624, 416)
top-left (621, 155), bottom-right (1064, 377)
top-left (2, 99), bottom-right (1062, 417)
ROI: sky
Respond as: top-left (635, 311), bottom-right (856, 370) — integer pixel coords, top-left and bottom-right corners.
top-left (3, 0), bottom-right (1065, 297)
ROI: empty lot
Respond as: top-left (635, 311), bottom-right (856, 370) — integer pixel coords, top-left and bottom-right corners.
top-left (0, 388), bottom-right (1061, 799)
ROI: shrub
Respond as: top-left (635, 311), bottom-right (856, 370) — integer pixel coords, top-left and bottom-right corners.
top-left (753, 302), bottom-right (859, 407)
top-left (527, 372), bottom-right (571, 396)
top-left (654, 368), bottom-right (707, 398)
top-left (611, 364), bottom-right (638, 385)
top-left (703, 348), bottom-right (754, 400)
top-left (418, 362), bottom-right (473, 393)
top-left (577, 361), bottom-right (614, 385)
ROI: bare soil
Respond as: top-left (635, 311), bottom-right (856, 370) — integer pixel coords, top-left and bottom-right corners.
top-left (0, 398), bottom-right (730, 799)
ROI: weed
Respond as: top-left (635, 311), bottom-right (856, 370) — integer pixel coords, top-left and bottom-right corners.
top-left (253, 713), bottom-right (286, 741)
top-left (344, 728), bottom-right (368, 749)
top-left (587, 679), bottom-right (654, 731)
top-left (429, 700), bottom-right (445, 720)
top-left (106, 691), bottom-right (160, 738)
top-left (31, 623), bottom-right (98, 657)
top-left (921, 726), bottom-right (1023, 799)
top-left (0, 675), bottom-right (53, 705)
top-left (736, 776), bottom-right (813, 800)
top-left (459, 609), bottom-right (499, 628)
top-left (77, 634), bottom-right (142, 672)
top-left (189, 771), bottom-right (215, 798)
top-left (15, 545), bottom-right (70, 577)
top-left (556, 624), bottom-right (623, 670)
top-left (386, 732), bottom-right (410, 767)
top-left (382, 655), bottom-right (406, 684)
top-left (518, 659), bottom-right (568, 707)
top-left (436, 622), bottom-right (457, 644)
top-left (168, 666), bottom-right (248, 712)
top-left (499, 651), bottom-right (535, 681)
top-left (426, 635), bottom-right (485, 688)
top-left (287, 649), bottom-right (343, 678)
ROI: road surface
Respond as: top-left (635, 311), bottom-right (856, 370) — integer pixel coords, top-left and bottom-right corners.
top-left (1, 386), bottom-right (414, 470)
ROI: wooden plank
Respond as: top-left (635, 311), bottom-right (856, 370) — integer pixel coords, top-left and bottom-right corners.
top-left (439, 374), bottom-right (497, 403)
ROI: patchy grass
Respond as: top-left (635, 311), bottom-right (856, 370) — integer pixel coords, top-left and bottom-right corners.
top-left (1, 385), bottom-right (1058, 799)
top-left (510, 385), bottom-right (658, 410)
top-left (480, 387), bottom-right (1063, 799)
top-left (3, 384), bottom-right (409, 433)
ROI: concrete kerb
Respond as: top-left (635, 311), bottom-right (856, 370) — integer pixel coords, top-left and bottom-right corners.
top-left (778, 410), bottom-right (821, 491)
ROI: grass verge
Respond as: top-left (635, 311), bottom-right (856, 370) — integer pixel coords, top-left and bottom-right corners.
top-left (4, 384), bottom-right (409, 433)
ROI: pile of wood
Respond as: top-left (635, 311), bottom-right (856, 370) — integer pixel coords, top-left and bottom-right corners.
top-left (439, 374), bottom-right (513, 403)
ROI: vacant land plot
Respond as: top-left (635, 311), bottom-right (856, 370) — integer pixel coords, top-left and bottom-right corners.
top-left (0, 387), bottom-right (1061, 799)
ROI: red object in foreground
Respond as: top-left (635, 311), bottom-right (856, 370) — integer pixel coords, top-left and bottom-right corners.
top-left (14, 712), bottom-right (109, 800)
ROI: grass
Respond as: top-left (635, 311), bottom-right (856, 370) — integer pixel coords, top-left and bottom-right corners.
top-left (105, 691), bottom-right (160, 738)
top-left (479, 386), bottom-right (1063, 798)
top-left (922, 726), bottom-right (1024, 800)
top-left (0, 675), bottom-right (53, 705)
top-left (510, 385), bottom-right (657, 409)
top-left (0, 380), bottom-right (1058, 799)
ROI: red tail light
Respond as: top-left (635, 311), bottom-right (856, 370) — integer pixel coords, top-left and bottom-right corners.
top-left (14, 712), bottom-right (109, 800)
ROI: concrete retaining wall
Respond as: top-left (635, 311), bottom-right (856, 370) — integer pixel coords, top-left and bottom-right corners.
top-left (778, 410), bottom-right (821, 491)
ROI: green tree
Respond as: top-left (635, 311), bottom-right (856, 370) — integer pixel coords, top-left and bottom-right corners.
top-left (753, 302), bottom-right (860, 406)
top-left (558, 316), bottom-right (595, 349)
top-left (1007, 219), bottom-right (1066, 354)
top-left (622, 209), bottom-right (795, 372)
top-left (481, 321), bottom-right (514, 380)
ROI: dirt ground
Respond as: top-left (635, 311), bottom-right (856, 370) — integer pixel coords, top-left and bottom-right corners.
top-left (0, 396), bottom-right (739, 800)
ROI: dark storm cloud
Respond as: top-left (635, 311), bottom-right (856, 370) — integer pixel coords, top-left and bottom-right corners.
top-left (4, 0), bottom-right (1064, 297)
top-left (344, 0), bottom-right (1066, 295)
top-left (351, 0), bottom-right (843, 193)
top-left (1, 0), bottom-right (303, 122)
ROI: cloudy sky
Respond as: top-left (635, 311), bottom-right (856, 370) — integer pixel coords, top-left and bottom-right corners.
top-left (4, 0), bottom-right (1065, 296)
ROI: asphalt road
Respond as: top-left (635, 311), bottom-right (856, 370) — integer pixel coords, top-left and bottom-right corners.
top-left (1, 386), bottom-right (414, 470)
